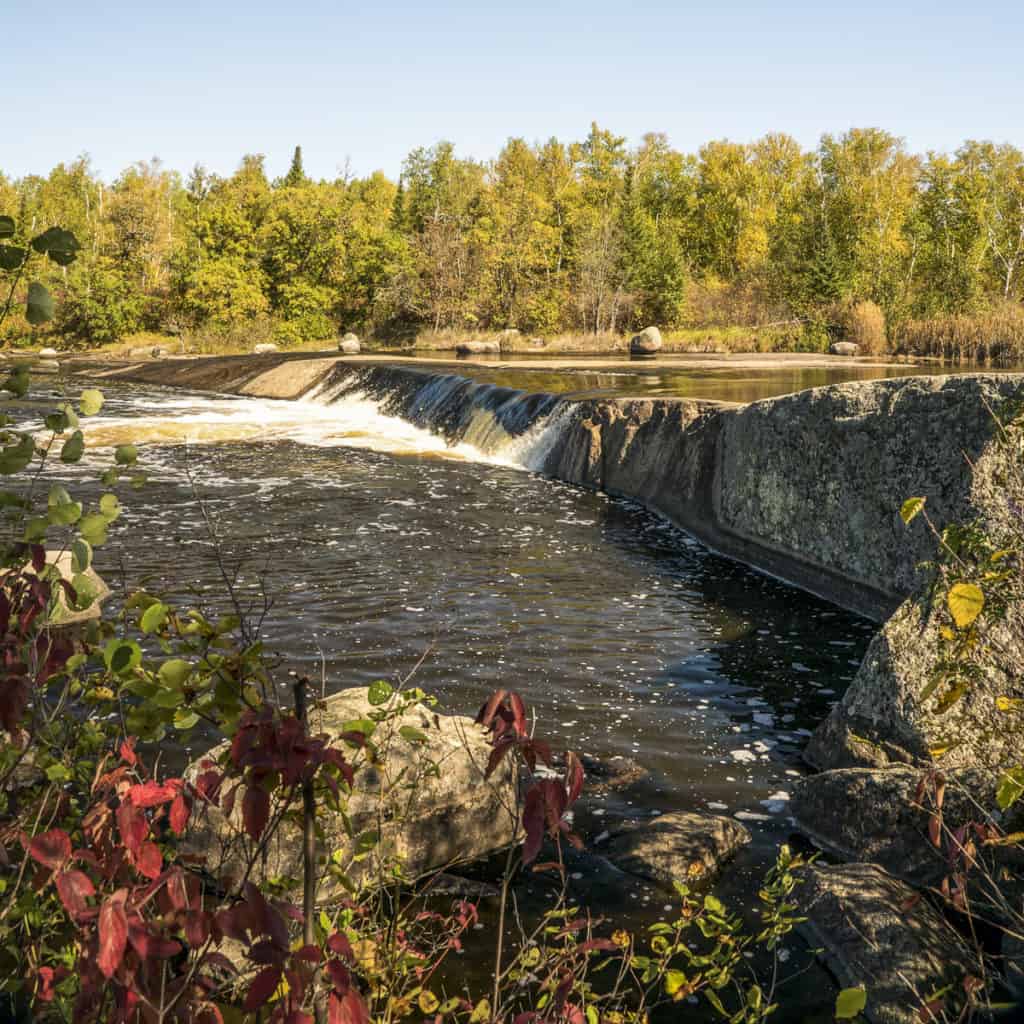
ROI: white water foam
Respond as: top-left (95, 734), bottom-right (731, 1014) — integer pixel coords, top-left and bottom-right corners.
top-left (77, 383), bottom-right (573, 473)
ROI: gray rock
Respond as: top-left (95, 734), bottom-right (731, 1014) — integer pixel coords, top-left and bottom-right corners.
top-left (455, 340), bottom-right (500, 356)
top-left (184, 687), bottom-right (518, 899)
top-left (128, 345), bottom-right (167, 359)
top-left (792, 767), bottom-right (999, 887)
top-left (797, 863), bottom-right (977, 1024)
top-left (601, 811), bottom-right (750, 886)
top-left (253, 342), bottom-right (279, 355)
top-left (38, 347), bottom-right (59, 358)
top-left (829, 341), bottom-right (860, 356)
top-left (339, 332), bottom-right (360, 354)
top-left (4, 550), bottom-right (110, 630)
top-left (629, 326), bottom-right (662, 356)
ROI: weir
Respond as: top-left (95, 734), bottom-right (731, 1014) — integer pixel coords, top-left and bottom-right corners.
top-left (92, 354), bottom-right (1024, 621)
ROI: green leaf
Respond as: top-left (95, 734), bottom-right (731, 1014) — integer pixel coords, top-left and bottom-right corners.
top-left (947, 583), bottom-right (984, 629)
top-left (115, 444), bottom-right (138, 467)
top-left (0, 245), bottom-right (25, 271)
top-left (3, 367), bottom-right (30, 397)
top-left (173, 708), bottom-right (199, 730)
top-left (900, 497), bottom-right (926, 525)
top-left (665, 970), bottom-right (689, 997)
top-left (703, 893), bottom-right (725, 916)
top-left (835, 986), bottom-right (867, 1019)
top-left (367, 679), bottom-right (393, 706)
top-left (60, 431), bottom-right (84, 464)
top-left (99, 493), bottom-right (121, 522)
top-left (399, 725), bottom-right (428, 744)
top-left (0, 215), bottom-right (14, 239)
top-left (104, 640), bottom-right (142, 676)
top-left (101, 468), bottom-right (120, 486)
top-left (30, 227), bottom-right (81, 261)
top-left (0, 434), bottom-right (35, 474)
top-left (71, 538), bottom-right (92, 573)
top-left (70, 573), bottom-right (98, 609)
top-left (159, 659), bottom-right (191, 688)
top-left (79, 389), bottom-right (104, 416)
top-left (78, 513), bottom-right (109, 546)
top-left (45, 764), bottom-right (71, 783)
top-left (48, 500), bottom-right (82, 526)
top-left (23, 516), bottom-right (48, 542)
top-left (140, 602), bottom-right (169, 634)
top-left (26, 281), bottom-right (55, 325)
top-left (997, 768), bottom-right (1024, 811)
top-left (48, 485), bottom-right (72, 508)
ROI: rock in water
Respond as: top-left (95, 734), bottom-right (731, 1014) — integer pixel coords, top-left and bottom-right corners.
top-left (797, 863), bottom-right (976, 1024)
top-left (253, 342), bottom-right (279, 355)
top-left (183, 687), bottom-right (518, 898)
top-left (601, 811), bottom-right (750, 886)
top-left (2, 550), bottom-right (110, 629)
top-left (38, 347), bottom-right (59, 358)
top-left (455, 340), bottom-right (500, 355)
top-left (629, 326), bottom-right (662, 356)
top-left (829, 341), bottom-right (860, 356)
top-left (339, 332), bottom-right (360, 354)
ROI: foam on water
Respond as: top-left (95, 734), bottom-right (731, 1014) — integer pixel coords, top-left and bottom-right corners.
top-left (77, 379), bottom-right (570, 470)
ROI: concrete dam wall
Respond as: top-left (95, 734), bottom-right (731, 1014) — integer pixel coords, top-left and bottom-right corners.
top-left (94, 354), bottom-right (1024, 621)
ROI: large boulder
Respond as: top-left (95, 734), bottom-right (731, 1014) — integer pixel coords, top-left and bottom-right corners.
top-left (791, 766), bottom-right (1006, 887)
top-left (600, 811), bottom-right (750, 887)
top-left (253, 343), bottom-right (279, 355)
top-left (184, 688), bottom-right (518, 900)
top-left (829, 341), bottom-right (860, 356)
top-left (5, 550), bottom-right (110, 629)
top-left (797, 863), bottom-right (977, 1024)
top-left (339, 332), bottom-right (360, 354)
top-left (455, 340), bottom-right (500, 356)
top-left (629, 326), bottom-right (662, 356)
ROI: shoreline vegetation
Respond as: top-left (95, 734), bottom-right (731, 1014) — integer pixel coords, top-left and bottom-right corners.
top-left (3, 126), bottom-right (1024, 366)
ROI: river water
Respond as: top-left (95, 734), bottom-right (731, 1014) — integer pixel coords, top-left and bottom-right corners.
top-left (37, 368), bottom-right (888, 1015)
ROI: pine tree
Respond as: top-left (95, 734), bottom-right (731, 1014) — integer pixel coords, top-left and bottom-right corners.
top-left (283, 145), bottom-right (307, 188)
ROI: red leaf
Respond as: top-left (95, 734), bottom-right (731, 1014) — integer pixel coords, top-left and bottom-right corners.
top-left (169, 793), bottom-right (191, 834)
top-left (97, 894), bottom-right (129, 979)
top-left (928, 813), bottom-right (942, 849)
top-left (242, 784), bottom-right (270, 840)
top-left (477, 690), bottom-right (507, 728)
top-left (128, 923), bottom-right (181, 960)
top-left (485, 737), bottom-right (516, 779)
top-left (119, 739), bottom-right (138, 766)
top-left (329, 988), bottom-right (369, 1024)
top-left (116, 802), bottom-right (148, 855)
top-left (128, 780), bottom-right (178, 808)
top-left (293, 944), bottom-right (322, 963)
top-left (56, 869), bottom-right (95, 919)
top-left (509, 692), bottom-right (527, 737)
top-left (521, 787), bottom-right (545, 865)
top-left (565, 751), bottom-right (585, 805)
top-left (243, 966), bottom-right (282, 1012)
top-left (185, 910), bottom-right (211, 948)
top-left (327, 932), bottom-right (354, 961)
top-left (27, 828), bottom-right (72, 871)
top-left (136, 841), bottom-right (163, 880)
top-left (286, 1013), bottom-right (314, 1024)
top-left (326, 960), bottom-right (351, 994)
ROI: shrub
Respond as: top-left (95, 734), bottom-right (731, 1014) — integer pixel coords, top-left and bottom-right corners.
top-left (839, 299), bottom-right (887, 354)
top-left (892, 302), bottom-right (1024, 366)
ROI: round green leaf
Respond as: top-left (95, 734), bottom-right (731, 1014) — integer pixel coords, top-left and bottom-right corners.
top-left (26, 281), bottom-right (55, 325)
top-left (79, 389), bottom-right (104, 416)
top-left (104, 640), bottom-right (142, 675)
top-left (159, 659), bottom-right (191, 688)
top-left (835, 986), bottom-right (867, 1019)
top-left (367, 679), bottom-right (394, 706)
top-left (899, 497), bottom-right (925, 525)
top-left (0, 245), bottom-right (26, 271)
top-left (99, 493), bottom-right (121, 522)
top-left (173, 708), bottom-right (200, 730)
top-left (140, 602), bottom-right (169, 634)
top-left (115, 444), bottom-right (138, 466)
top-left (0, 215), bottom-right (15, 239)
top-left (78, 513), bottom-right (109, 546)
top-left (48, 501), bottom-right (82, 526)
top-left (60, 431), bottom-right (84, 464)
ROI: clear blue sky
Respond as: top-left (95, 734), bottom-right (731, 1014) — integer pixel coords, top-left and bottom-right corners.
top-left (5, 0), bottom-right (1022, 183)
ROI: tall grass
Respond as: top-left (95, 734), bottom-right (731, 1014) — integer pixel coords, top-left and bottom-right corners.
top-left (893, 303), bottom-right (1024, 367)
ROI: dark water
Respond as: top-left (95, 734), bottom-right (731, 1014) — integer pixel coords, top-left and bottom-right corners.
top-left (37, 378), bottom-right (880, 1016)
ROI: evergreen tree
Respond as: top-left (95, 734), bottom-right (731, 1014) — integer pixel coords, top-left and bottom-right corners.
top-left (283, 145), bottom-right (307, 188)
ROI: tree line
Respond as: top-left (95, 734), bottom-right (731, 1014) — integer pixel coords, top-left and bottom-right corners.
top-left (1, 125), bottom-right (1023, 349)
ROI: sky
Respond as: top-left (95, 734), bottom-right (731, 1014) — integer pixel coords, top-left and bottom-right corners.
top-left (4, 0), bottom-right (1023, 183)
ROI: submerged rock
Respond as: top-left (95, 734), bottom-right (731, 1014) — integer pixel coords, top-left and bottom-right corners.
top-left (339, 332), bottom-right (360, 354)
top-left (829, 341), bottom-right (860, 356)
top-left (797, 863), bottom-right (977, 1024)
top-left (601, 811), bottom-right (750, 886)
top-left (184, 687), bottom-right (518, 900)
top-left (629, 326), bottom-right (662, 356)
